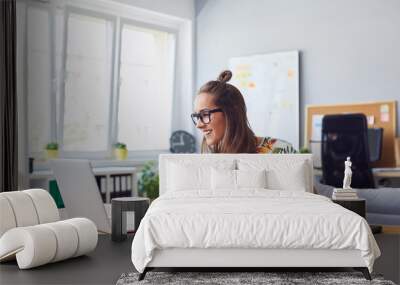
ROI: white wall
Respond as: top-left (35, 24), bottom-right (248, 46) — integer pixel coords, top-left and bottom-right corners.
top-left (196, 0), bottom-right (400, 146)
top-left (114, 0), bottom-right (195, 20)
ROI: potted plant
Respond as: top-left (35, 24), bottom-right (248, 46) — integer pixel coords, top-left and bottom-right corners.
top-left (138, 161), bottom-right (159, 201)
top-left (45, 142), bottom-right (59, 159)
top-left (299, 147), bottom-right (311, 154)
top-left (114, 142), bottom-right (128, 160)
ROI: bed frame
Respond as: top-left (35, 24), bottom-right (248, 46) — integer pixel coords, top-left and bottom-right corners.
top-left (139, 248), bottom-right (370, 280)
top-left (138, 154), bottom-right (373, 281)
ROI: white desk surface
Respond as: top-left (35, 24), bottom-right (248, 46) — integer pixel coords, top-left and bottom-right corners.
top-left (372, 167), bottom-right (400, 178)
top-left (30, 166), bottom-right (137, 180)
top-left (372, 167), bottom-right (400, 172)
top-left (314, 167), bottom-right (400, 178)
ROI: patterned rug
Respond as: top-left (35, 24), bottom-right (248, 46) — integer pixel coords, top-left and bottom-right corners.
top-left (116, 271), bottom-right (396, 285)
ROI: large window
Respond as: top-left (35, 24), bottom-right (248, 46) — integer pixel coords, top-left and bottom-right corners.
top-left (26, 3), bottom-right (180, 159)
top-left (117, 23), bottom-right (175, 151)
top-left (62, 12), bottom-right (114, 152)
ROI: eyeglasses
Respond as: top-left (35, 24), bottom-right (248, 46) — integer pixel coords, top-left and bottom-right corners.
top-left (191, 108), bottom-right (223, 126)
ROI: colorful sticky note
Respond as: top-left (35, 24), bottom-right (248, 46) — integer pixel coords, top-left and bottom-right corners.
top-left (288, 69), bottom-right (295, 79)
top-left (380, 113), bottom-right (390, 122)
top-left (248, 82), bottom-right (256, 89)
top-left (367, 116), bottom-right (375, 125)
top-left (380, 104), bottom-right (389, 113)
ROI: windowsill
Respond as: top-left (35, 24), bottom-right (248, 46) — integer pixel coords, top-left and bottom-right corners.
top-left (30, 149), bottom-right (171, 172)
top-left (32, 157), bottom-right (157, 172)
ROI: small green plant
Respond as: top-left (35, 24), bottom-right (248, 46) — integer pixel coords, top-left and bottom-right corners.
top-left (272, 145), bottom-right (298, 154)
top-left (299, 147), bottom-right (310, 154)
top-left (114, 142), bottom-right (127, 149)
top-left (138, 161), bottom-right (159, 200)
top-left (45, 142), bottom-right (58, 150)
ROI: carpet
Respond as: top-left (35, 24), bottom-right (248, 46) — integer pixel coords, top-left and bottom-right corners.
top-left (116, 271), bottom-right (396, 285)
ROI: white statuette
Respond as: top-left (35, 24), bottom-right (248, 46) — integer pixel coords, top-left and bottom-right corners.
top-left (343, 157), bottom-right (352, 189)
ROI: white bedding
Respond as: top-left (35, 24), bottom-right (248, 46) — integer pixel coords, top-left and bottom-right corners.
top-left (131, 190), bottom-right (380, 273)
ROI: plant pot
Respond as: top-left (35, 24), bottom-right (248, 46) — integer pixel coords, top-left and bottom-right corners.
top-left (114, 148), bottom-right (128, 160)
top-left (46, 149), bottom-right (59, 160)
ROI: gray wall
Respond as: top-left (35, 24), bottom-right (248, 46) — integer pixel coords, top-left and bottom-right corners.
top-left (196, 0), bottom-right (400, 146)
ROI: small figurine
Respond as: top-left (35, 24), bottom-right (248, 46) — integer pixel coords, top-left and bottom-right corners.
top-left (343, 157), bottom-right (352, 189)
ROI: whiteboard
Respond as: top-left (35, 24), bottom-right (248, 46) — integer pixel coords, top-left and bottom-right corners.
top-left (228, 51), bottom-right (299, 149)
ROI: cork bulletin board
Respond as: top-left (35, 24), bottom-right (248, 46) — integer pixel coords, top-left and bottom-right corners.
top-left (305, 101), bottom-right (397, 167)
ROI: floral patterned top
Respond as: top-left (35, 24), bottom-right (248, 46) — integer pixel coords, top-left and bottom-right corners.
top-left (256, 137), bottom-right (297, 154)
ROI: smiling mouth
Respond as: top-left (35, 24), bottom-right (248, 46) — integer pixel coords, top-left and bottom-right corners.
top-left (204, 130), bottom-right (212, 136)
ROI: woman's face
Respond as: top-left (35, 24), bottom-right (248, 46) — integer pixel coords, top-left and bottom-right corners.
top-left (194, 92), bottom-right (226, 146)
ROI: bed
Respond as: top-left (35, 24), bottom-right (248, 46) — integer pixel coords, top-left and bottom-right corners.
top-left (131, 154), bottom-right (380, 280)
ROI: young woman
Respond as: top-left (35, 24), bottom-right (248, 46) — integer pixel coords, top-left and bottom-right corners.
top-left (191, 70), bottom-right (296, 154)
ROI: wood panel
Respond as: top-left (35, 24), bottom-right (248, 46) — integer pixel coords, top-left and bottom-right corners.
top-left (305, 101), bottom-right (397, 167)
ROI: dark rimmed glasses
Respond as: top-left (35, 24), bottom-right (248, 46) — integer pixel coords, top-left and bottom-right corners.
top-left (191, 108), bottom-right (223, 126)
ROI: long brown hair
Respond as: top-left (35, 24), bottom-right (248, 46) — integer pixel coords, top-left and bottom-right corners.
top-left (198, 70), bottom-right (257, 153)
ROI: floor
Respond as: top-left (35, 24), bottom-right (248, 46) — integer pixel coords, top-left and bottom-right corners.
top-left (1, 233), bottom-right (399, 285)
top-left (374, 232), bottom-right (400, 284)
top-left (0, 235), bottom-right (135, 285)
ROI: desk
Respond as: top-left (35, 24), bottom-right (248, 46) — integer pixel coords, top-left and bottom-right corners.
top-left (314, 168), bottom-right (400, 178)
top-left (314, 167), bottom-right (400, 187)
top-left (372, 168), bottom-right (400, 187)
top-left (30, 166), bottom-right (137, 204)
top-left (372, 168), bottom-right (400, 178)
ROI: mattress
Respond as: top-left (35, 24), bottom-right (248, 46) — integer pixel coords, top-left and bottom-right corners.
top-left (131, 189), bottom-right (380, 273)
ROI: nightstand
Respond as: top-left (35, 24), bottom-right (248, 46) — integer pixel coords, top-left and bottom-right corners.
top-left (332, 198), bottom-right (383, 234)
top-left (332, 198), bottom-right (366, 218)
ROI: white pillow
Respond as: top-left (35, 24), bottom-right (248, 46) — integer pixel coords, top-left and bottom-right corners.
top-left (237, 157), bottom-right (311, 192)
top-left (236, 169), bottom-right (267, 188)
top-left (266, 162), bottom-right (308, 191)
top-left (211, 168), bottom-right (236, 190)
top-left (211, 169), bottom-right (267, 190)
top-left (167, 160), bottom-right (235, 192)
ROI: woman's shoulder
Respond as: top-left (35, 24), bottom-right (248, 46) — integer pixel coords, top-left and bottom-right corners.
top-left (255, 136), bottom-right (297, 154)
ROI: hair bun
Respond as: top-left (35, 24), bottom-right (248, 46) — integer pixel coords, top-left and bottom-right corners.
top-left (217, 70), bottom-right (232, 83)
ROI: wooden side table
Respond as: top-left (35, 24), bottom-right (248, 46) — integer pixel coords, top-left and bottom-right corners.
top-left (332, 198), bottom-right (366, 218)
top-left (111, 197), bottom-right (150, 242)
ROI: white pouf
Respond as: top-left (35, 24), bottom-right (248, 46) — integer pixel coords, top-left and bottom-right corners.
top-left (0, 189), bottom-right (98, 269)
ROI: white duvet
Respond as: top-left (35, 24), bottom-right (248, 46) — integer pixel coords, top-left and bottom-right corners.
top-left (131, 190), bottom-right (380, 273)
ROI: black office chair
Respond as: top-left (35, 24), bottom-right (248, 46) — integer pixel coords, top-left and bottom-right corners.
top-left (368, 128), bottom-right (383, 163)
top-left (321, 114), bottom-right (375, 188)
